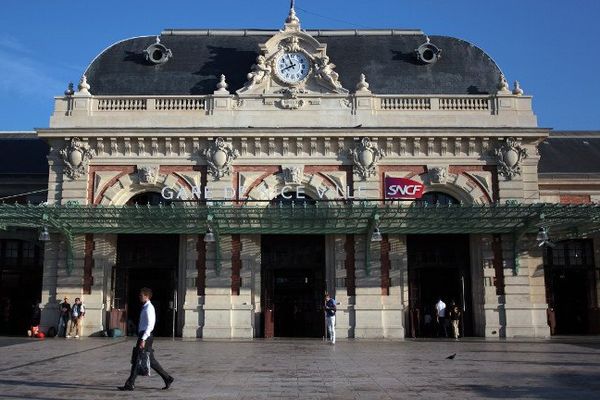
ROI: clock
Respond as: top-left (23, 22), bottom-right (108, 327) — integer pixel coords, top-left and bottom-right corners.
top-left (275, 52), bottom-right (310, 84)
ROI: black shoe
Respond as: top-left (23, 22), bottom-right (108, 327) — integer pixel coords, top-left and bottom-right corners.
top-left (118, 384), bottom-right (135, 391)
top-left (162, 376), bottom-right (174, 390)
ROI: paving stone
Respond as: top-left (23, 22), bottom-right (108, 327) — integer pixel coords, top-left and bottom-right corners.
top-left (0, 337), bottom-right (599, 399)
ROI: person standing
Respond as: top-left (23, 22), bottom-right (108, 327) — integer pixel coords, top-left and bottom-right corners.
top-left (435, 298), bottom-right (448, 338)
top-left (66, 298), bottom-right (85, 338)
top-left (449, 303), bottom-right (462, 339)
top-left (119, 287), bottom-right (174, 391)
top-left (324, 293), bottom-right (336, 345)
top-left (58, 297), bottom-right (71, 337)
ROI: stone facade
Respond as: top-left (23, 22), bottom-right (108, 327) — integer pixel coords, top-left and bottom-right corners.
top-left (36, 7), bottom-right (558, 339)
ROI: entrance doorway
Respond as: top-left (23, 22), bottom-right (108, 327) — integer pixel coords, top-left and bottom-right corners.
top-left (111, 234), bottom-right (179, 337)
top-left (544, 240), bottom-right (597, 334)
top-left (0, 238), bottom-right (43, 335)
top-left (407, 234), bottom-right (472, 338)
top-left (261, 235), bottom-right (325, 338)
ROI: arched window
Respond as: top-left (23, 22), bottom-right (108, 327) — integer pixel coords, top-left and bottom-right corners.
top-left (418, 191), bottom-right (459, 205)
top-left (126, 192), bottom-right (172, 206)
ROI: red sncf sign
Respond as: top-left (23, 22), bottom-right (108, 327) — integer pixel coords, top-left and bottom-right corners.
top-left (385, 177), bottom-right (425, 199)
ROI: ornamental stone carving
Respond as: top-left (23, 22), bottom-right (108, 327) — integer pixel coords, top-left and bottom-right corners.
top-left (59, 138), bottom-right (95, 180)
top-left (137, 165), bottom-right (159, 185)
top-left (494, 137), bottom-right (528, 180)
top-left (201, 137), bottom-right (239, 180)
top-left (282, 165), bottom-right (304, 184)
top-left (429, 167), bottom-right (448, 184)
top-left (314, 55), bottom-right (349, 94)
top-left (349, 137), bottom-right (385, 180)
top-left (241, 55), bottom-right (272, 91)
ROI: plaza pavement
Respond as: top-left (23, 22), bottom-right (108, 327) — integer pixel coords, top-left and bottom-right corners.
top-left (0, 336), bottom-right (599, 399)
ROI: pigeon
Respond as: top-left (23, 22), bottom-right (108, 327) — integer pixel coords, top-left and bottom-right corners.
top-left (446, 353), bottom-right (457, 360)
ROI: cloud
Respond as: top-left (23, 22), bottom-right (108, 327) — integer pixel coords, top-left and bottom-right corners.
top-left (0, 35), bottom-right (70, 99)
top-left (0, 34), bottom-right (32, 55)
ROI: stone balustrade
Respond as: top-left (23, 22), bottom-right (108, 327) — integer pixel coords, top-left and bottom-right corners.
top-left (50, 92), bottom-right (536, 129)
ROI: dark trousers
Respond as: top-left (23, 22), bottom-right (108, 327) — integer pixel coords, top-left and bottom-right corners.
top-left (126, 335), bottom-right (171, 386)
top-left (437, 317), bottom-right (448, 337)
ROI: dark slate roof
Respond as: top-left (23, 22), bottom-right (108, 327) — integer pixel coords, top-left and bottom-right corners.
top-left (0, 137), bottom-right (49, 174)
top-left (538, 132), bottom-right (600, 174)
top-left (85, 31), bottom-right (502, 96)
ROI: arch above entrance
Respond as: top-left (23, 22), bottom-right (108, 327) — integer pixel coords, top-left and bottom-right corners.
top-left (245, 170), bottom-right (343, 203)
top-left (390, 170), bottom-right (492, 205)
top-left (96, 170), bottom-right (193, 206)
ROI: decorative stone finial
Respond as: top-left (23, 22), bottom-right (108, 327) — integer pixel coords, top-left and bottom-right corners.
top-left (497, 73), bottom-right (511, 94)
top-left (355, 73), bottom-right (371, 93)
top-left (512, 80), bottom-right (524, 96)
top-left (285, 0), bottom-right (301, 29)
top-left (76, 75), bottom-right (91, 96)
top-left (64, 82), bottom-right (74, 96)
top-left (155, 35), bottom-right (161, 44)
top-left (215, 74), bottom-right (229, 94)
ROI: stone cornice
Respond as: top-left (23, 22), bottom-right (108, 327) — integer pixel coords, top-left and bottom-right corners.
top-left (37, 126), bottom-right (550, 139)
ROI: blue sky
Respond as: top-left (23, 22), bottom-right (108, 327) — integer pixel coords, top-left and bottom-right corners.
top-left (1, 0), bottom-right (599, 131)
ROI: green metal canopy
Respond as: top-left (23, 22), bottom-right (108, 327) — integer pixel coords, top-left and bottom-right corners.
top-left (1, 202), bottom-right (599, 274)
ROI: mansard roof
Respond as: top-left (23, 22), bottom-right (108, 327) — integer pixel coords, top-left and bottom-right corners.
top-left (85, 30), bottom-right (503, 96)
top-left (0, 134), bottom-right (49, 174)
top-left (538, 131), bottom-right (600, 175)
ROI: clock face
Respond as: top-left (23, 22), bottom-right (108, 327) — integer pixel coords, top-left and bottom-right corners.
top-left (275, 52), bottom-right (310, 84)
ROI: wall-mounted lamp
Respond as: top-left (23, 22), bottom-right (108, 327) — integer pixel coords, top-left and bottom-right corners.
top-left (38, 226), bottom-right (50, 242)
top-left (371, 227), bottom-right (383, 242)
top-left (536, 227), bottom-right (555, 248)
top-left (204, 227), bottom-right (215, 243)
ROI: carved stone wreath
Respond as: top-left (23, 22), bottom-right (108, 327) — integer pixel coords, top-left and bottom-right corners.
top-left (201, 137), bottom-right (239, 180)
top-left (59, 138), bottom-right (95, 180)
top-left (494, 137), bottom-right (528, 180)
top-left (349, 138), bottom-right (385, 180)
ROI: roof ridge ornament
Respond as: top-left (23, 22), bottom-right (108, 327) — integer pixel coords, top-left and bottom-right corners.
top-left (497, 73), bottom-right (511, 94)
top-left (284, 0), bottom-right (301, 31)
top-left (512, 80), bottom-right (524, 96)
top-left (214, 74), bottom-right (230, 94)
top-left (75, 75), bottom-right (91, 96)
top-left (355, 73), bottom-right (371, 93)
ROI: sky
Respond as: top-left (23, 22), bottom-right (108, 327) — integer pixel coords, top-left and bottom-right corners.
top-left (0, 0), bottom-right (599, 131)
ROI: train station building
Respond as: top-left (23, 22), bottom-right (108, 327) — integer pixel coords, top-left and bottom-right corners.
top-left (1, 5), bottom-right (599, 339)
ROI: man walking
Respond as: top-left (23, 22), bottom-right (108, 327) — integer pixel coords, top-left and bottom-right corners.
top-left (325, 293), bottom-right (336, 345)
top-left (119, 287), bottom-right (174, 391)
top-left (449, 302), bottom-right (462, 339)
top-left (435, 298), bottom-right (448, 338)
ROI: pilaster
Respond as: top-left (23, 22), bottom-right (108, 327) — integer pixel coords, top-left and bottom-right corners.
top-left (181, 235), bottom-right (201, 338)
top-left (202, 234), bottom-right (233, 338)
top-left (503, 234), bottom-right (550, 338)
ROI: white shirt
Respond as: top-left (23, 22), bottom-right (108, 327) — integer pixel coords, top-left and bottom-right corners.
top-left (138, 300), bottom-right (156, 341)
top-left (435, 300), bottom-right (446, 318)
